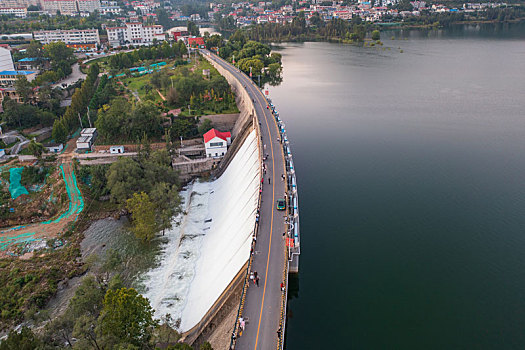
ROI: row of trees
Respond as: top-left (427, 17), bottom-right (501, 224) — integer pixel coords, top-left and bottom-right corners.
top-left (235, 14), bottom-right (376, 43)
top-left (52, 64), bottom-right (100, 144)
top-left (107, 42), bottom-right (188, 70)
top-left (0, 11), bottom-right (105, 34)
top-left (95, 98), bottom-right (163, 142)
top-left (210, 32), bottom-right (283, 86)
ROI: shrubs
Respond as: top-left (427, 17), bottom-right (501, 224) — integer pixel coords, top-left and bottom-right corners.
top-left (20, 166), bottom-right (49, 186)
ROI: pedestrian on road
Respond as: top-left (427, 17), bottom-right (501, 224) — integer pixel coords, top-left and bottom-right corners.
top-left (283, 232), bottom-right (286, 237)
top-left (264, 144), bottom-right (266, 150)
top-left (281, 174), bottom-right (285, 181)
top-left (254, 271), bottom-right (258, 279)
top-left (255, 276), bottom-right (259, 287)
top-left (268, 178), bottom-right (271, 184)
top-left (277, 327), bottom-right (282, 338)
top-left (280, 282), bottom-right (284, 292)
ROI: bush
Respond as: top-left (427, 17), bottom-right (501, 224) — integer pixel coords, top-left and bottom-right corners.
top-left (20, 166), bottom-right (48, 186)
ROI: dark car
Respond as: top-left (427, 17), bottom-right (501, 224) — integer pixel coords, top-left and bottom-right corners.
top-left (276, 199), bottom-right (286, 211)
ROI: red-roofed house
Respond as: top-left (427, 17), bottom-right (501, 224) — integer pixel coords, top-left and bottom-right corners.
top-left (188, 37), bottom-right (205, 48)
top-left (204, 128), bottom-right (231, 158)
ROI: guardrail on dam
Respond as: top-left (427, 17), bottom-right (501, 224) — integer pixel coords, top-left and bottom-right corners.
top-left (201, 49), bottom-right (301, 350)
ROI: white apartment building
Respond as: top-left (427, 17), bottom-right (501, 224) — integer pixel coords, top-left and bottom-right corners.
top-left (0, 0), bottom-right (40, 8)
top-left (42, 0), bottom-right (100, 15)
top-left (33, 29), bottom-right (100, 49)
top-left (107, 22), bottom-right (165, 47)
top-left (0, 7), bottom-right (27, 17)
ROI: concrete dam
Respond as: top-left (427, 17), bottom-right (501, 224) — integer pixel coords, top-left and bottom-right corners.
top-left (143, 50), bottom-right (301, 349)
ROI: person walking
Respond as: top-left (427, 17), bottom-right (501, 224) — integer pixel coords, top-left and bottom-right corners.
top-left (255, 276), bottom-right (259, 287)
top-left (268, 177), bottom-right (271, 184)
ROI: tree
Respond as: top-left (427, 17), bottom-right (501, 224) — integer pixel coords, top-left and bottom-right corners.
top-left (52, 118), bottom-right (67, 144)
top-left (106, 157), bottom-right (145, 203)
top-left (26, 40), bottom-right (42, 59)
top-left (27, 139), bottom-right (44, 158)
top-left (198, 118), bottom-right (213, 135)
top-left (44, 41), bottom-right (74, 64)
top-left (371, 30), bottom-right (381, 41)
top-left (0, 327), bottom-right (43, 350)
top-left (98, 287), bottom-right (157, 348)
top-left (14, 75), bottom-right (32, 103)
top-left (200, 342), bottom-right (214, 350)
top-left (126, 191), bottom-right (157, 242)
top-left (150, 182), bottom-right (181, 234)
top-left (187, 21), bottom-right (200, 36)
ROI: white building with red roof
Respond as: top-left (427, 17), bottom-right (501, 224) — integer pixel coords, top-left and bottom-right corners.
top-left (203, 128), bottom-right (231, 158)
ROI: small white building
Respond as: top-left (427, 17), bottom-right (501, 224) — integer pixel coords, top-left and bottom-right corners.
top-left (109, 145), bottom-right (124, 154)
top-left (203, 128), bottom-right (231, 158)
top-left (81, 128), bottom-right (97, 140)
top-left (0, 149), bottom-right (5, 157)
top-left (45, 143), bottom-right (63, 153)
top-left (76, 136), bottom-right (93, 151)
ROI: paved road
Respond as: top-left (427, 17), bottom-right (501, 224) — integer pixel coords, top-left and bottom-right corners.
top-left (204, 51), bottom-right (287, 350)
top-left (52, 63), bottom-right (86, 88)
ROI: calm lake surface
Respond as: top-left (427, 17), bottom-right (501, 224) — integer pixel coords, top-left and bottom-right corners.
top-left (267, 24), bottom-right (525, 349)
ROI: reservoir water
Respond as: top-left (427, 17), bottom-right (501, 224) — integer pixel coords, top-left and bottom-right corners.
top-left (267, 24), bottom-right (525, 349)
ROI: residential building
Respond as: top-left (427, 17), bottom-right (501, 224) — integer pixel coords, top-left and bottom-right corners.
top-left (0, 47), bottom-right (14, 72)
top-left (33, 29), bottom-right (100, 50)
top-left (188, 37), bottom-right (205, 48)
top-left (0, 7), bottom-right (27, 17)
top-left (0, 0), bottom-right (40, 8)
top-left (42, 0), bottom-right (100, 15)
top-left (204, 128), bottom-right (231, 158)
top-left (44, 143), bottom-right (63, 153)
top-left (0, 70), bottom-right (36, 103)
top-left (0, 70), bottom-right (37, 86)
top-left (106, 22), bottom-right (164, 47)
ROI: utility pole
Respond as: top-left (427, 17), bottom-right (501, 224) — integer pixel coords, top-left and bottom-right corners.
top-left (258, 74), bottom-right (261, 86)
top-left (87, 106), bottom-right (92, 128)
top-left (78, 113), bottom-right (83, 129)
top-left (249, 66), bottom-right (252, 78)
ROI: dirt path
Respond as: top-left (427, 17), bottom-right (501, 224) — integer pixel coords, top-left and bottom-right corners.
top-left (0, 159), bottom-right (84, 257)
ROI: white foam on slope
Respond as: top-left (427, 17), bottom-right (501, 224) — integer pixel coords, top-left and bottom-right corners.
top-left (142, 129), bottom-right (260, 332)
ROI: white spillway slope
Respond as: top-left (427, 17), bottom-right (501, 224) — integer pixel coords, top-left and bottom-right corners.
top-left (143, 129), bottom-right (260, 332)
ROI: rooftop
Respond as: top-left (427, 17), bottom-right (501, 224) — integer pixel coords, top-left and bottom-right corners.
top-left (204, 128), bottom-right (231, 143)
top-left (0, 70), bottom-right (36, 76)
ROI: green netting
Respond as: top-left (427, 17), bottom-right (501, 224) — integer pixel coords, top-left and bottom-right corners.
top-left (0, 232), bottom-right (39, 251)
top-left (9, 167), bottom-right (28, 199)
top-left (41, 164), bottom-right (84, 224)
top-left (0, 164), bottom-right (85, 251)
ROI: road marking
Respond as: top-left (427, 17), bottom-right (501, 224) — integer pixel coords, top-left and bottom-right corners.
top-left (253, 85), bottom-right (277, 350)
top-left (211, 55), bottom-right (283, 349)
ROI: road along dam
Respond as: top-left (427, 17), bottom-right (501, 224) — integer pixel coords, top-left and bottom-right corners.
top-left (142, 50), bottom-right (301, 349)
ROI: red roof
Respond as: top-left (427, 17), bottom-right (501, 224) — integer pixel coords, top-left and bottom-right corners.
top-left (188, 37), bottom-right (205, 47)
top-left (204, 128), bottom-right (231, 143)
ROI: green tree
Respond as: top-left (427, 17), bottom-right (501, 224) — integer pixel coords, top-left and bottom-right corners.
top-left (106, 157), bottom-right (145, 203)
top-left (27, 139), bottom-right (44, 158)
top-left (98, 287), bottom-right (157, 348)
top-left (14, 75), bottom-right (32, 103)
top-left (126, 191), bottom-right (157, 242)
top-left (200, 342), bottom-right (214, 350)
top-left (0, 327), bottom-right (43, 350)
top-left (198, 118), bottom-right (213, 135)
top-left (371, 30), bottom-right (381, 41)
top-left (52, 118), bottom-right (67, 144)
